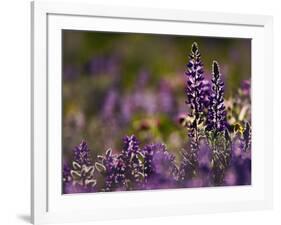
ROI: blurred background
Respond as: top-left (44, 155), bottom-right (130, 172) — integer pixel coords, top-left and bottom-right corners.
top-left (62, 30), bottom-right (251, 163)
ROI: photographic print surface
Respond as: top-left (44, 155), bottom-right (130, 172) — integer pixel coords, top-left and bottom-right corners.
top-left (62, 30), bottom-right (251, 194)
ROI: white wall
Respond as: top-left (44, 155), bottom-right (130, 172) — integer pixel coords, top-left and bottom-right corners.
top-left (0, 0), bottom-right (279, 224)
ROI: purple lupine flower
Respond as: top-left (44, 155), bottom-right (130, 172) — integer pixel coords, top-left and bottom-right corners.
top-left (225, 135), bottom-right (251, 185)
top-left (206, 61), bottom-right (227, 132)
top-left (201, 79), bottom-right (211, 108)
top-left (181, 42), bottom-right (209, 178)
top-left (96, 148), bottom-right (115, 190)
top-left (142, 143), bottom-right (178, 188)
top-left (121, 135), bottom-right (143, 188)
top-left (64, 140), bottom-right (96, 194)
top-left (73, 140), bottom-right (92, 166)
top-left (114, 157), bottom-right (126, 188)
top-left (179, 146), bottom-right (199, 183)
top-left (185, 43), bottom-right (208, 152)
top-left (141, 144), bottom-right (154, 180)
top-left (183, 141), bottom-right (212, 187)
top-left (197, 141), bottom-right (212, 174)
top-left (150, 144), bottom-right (177, 178)
top-left (96, 148), bottom-right (126, 191)
top-left (205, 61), bottom-right (231, 185)
top-left (122, 135), bottom-right (140, 158)
top-left (95, 135), bottom-right (143, 191)
top-left (185, 42), bottom-right (206, 114)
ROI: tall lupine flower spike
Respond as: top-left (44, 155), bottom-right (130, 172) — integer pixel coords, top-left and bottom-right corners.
top-left (185, 42), bottom-right (206, 115)
top-left (180, 42), bottom-right (209, 178)
top-left (73, 140), bottom-right (92, 166)
top-left (206, 61), bottom-right (227, 132)
top-left (206, 61), bottom-right (231, 185)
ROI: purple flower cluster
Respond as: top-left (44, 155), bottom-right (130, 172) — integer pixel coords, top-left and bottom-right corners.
top-left (141, 143), bottom-right (178, 189)
top-left (120, 135), bottom-right (143, 188)
top-left (63, 141), bottom-right (97, 193)
top-left (63, 42), bottom-right (252, 193)
top-left (95, 148), bottom-right (126, 191)
top-left (63, 136), bottom-right (180, 193)
top-left (73, 140), bottom-right (92, 166)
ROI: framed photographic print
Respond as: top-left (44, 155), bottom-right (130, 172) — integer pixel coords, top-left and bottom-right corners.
top-left (31, 1), bottom-right (273, 224)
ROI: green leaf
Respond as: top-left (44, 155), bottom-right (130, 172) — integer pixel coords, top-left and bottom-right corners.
top-left (70, 170), bottom-right (81, 180)
top-left (95, 162), bottom-right (106, 173)
top-left (97, 155), bottom-right (104, 161)
top-left (130, 152), bottom-right (135, 162)
top-left (85, 179), bottom-right (97, 187)
top-left (105, 148), bottom-right (112, 157)
top-left (82, 165), bottom-right (95, 176)
top-left (72, 161), bottom-right (81, 170)
top-left (137, 152), bottom-right (145, 164)
top-left (137, 172), bottom-right (145, 180)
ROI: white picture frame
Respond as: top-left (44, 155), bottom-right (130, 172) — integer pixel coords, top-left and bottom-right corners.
top-left (31, 1), bottom-right (273, 224)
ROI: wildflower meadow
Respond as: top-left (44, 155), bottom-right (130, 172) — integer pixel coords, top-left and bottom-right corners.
top-left (62, 31), bottom-right (251, 193)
